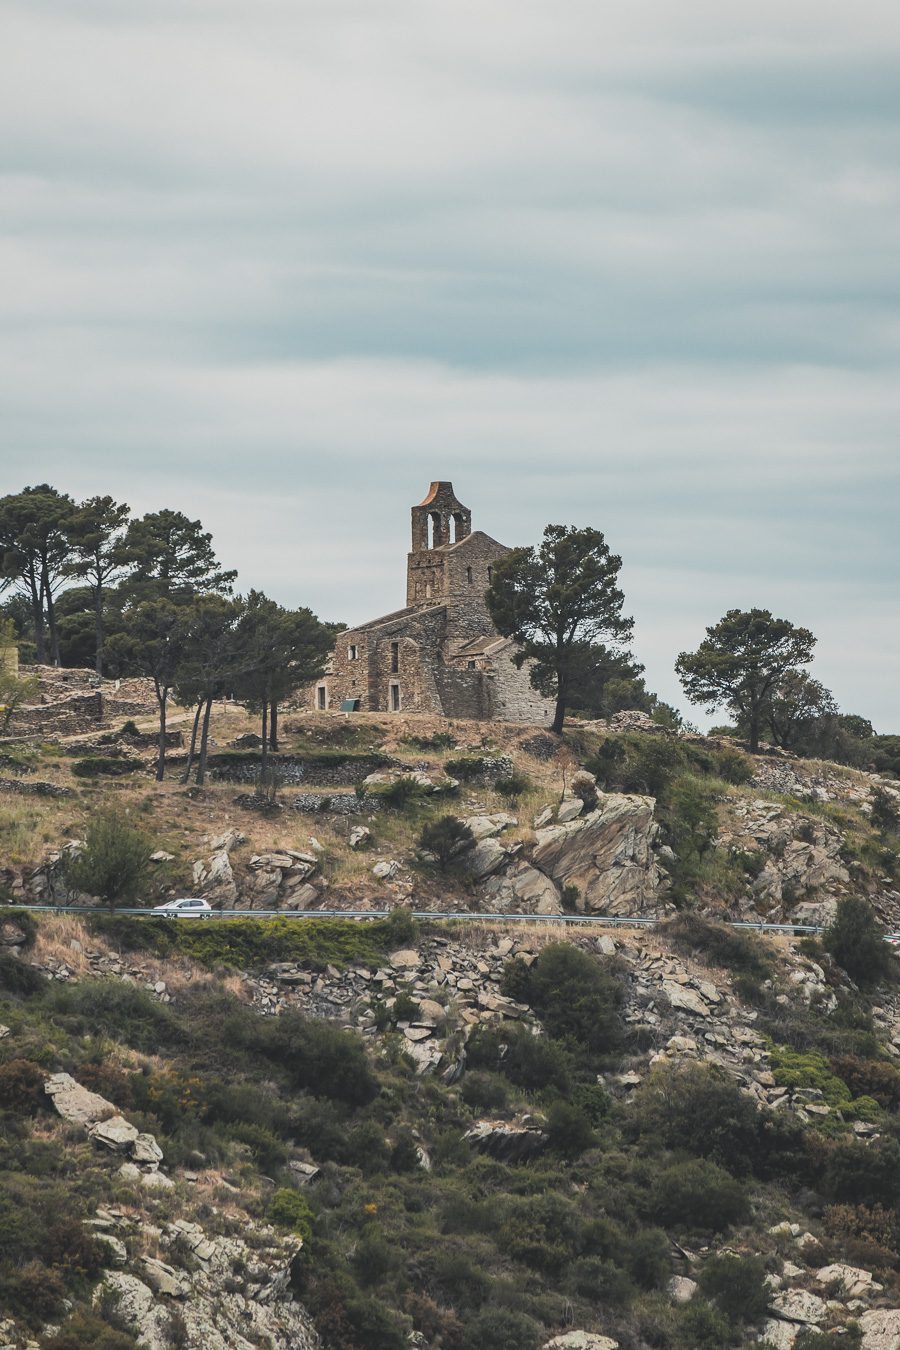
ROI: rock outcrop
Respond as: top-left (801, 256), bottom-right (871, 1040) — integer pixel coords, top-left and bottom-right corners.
top-left (531, 793), bottom-right (666, 913)
top-left (45, 1073), bottom-right (164, 1170)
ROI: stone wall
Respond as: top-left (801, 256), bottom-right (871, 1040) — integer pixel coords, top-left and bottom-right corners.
top-left (486, 648), bottom-right (555, 725)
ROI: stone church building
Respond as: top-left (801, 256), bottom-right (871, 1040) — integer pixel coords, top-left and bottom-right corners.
top-left (310, 483), bottom-right (553, 723)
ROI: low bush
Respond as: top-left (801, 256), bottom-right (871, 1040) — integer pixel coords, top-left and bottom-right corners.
top-left (62, 810), bottom-right (154, 907)
top-left (71, 757), bottom-right (142, 778)
top-left (629, 1063), bottom-right (763, 1175)
top-left (647, 1159), bottom-right (750, 1233)
top-left (494, 772), bottom-right (531, 798)
top-left (271, 1012), bottom-right (379, 1106)
top-left (0, 1059), bottom-right (47, 1114)
top-left (829, 1054), bottom-right (900, 1109)
top-left (460, 1072), bottom-right (509, 1113)
top-left (660, 913), bottom-right (772, 982)
top-left (698, 1252), bottom-right (769, 1327)
top-left (501, 943), bottom-right (623, 1061)
top-left (418, 816), bottom-right (475, 869)
top-left (455, 1307), bottom-right (542, 1350)
top-left (269, 1188), bottom-right (314, 1240)
top-left (674, 1299), bottom-right (732, 1349)
top-left (39, 1308), bottom-right (139, 1349)
top-left (824, 897), bottom-right (897, 989)
top-left (823, 1137), bottom-right (900, 1208)
top-left (0, 952), bottom-right (45, 996)
top-left (90, 910), bottom-right (417, 973)
top-left (465, 1023), bottom-right (570, 1093)
top-left (546, 1101), bottom-right (594, 1158)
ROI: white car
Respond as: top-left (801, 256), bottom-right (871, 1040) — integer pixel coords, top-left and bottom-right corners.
top-left (150, 898), bottom-right (213, 918)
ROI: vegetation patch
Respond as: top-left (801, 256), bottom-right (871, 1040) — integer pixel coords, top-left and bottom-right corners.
top-left (86, 908), bottom-right (418, 971)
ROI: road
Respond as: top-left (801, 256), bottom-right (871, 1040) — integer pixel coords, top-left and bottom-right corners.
top-left (5, 902), bottom-right (883, 938)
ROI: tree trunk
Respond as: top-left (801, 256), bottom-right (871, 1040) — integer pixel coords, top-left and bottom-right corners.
top-left (195, 697), bottom-right (214, 785)
top-left (155, 680), bottom-right (168, 781)
top-left (182, 699), bottom-right (204, 783)
top-left (748, 711), bottom-right (760, 755)
top-left (269, 700), bottom-right (278, 752)
top-left (29, 571), bottom-right (46, 664)
top-left (42, 561), bottom-right (60, 666)
top-left (94, 587), bottom-right (104, 676)
top-left (261, 699), bottom-right (269, 778)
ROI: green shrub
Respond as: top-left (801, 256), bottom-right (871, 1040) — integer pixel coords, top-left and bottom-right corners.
top-left (269, 1188), bottom-right (314, 1241)
top-left (794, 1331), bottom-right (861, 1350)
top-left (698, 1253), bottom-right (769, 1327)
top-left (71, 756), bottom-right (142, 777)
top-left (829, 1054), bottom-right (900, 1109)
top-left (824, 897), bottom-right (896, 989)
top-left (46, 979), bottom-right (181, 1053)
top-left (501, 943), bottom-right (622, 1060)
top-left (648, 1160), bottom-right (749, 1233)
top-left (39, 1308), bottom-right (139, 1349)
top-left (0, 952), bottom-right (45, 996)
top-left (571, 1081), bottom-right (612, 1124)
top-left (629, 1063), bottom-right (763, 1175)
top-left (456, 1308), bottom-right (542, 1350)
top-left (674, 1299), bottom-right (732, 1349)
top-left (871, 787), bottom-right (900, 836)
top-left (495, 772), bottom-right (531, 798)
top-left (465, 1023), bottom-right (570, 1093)
top-left (823, 1137), bottom-right (900, 1208)
top-left (660, 913), bottom-right (772, 982)
top-left (62, 810), bottom-right (154, 907)
top-left (460, 1072), bottom-right (509, 1112)
top-left (94, 911), bottom-right (417, 972)
top-left (625, 1227), bottom-right (670, 1290)
top-left (378, 777), bottom-right (423, 810)
top-left (343, 1295), bottom-right (408, 1350)
top-left (418, 815), bottom-right (475, 869)
top-left (546, 1101), bottom-right (594, 1158)
top-left (0, 1059), bottom-right (47, 1114)
top-left (352, 1225), bottom-right (399, 1285)
top-left (272, 1012), bottom-right (378, 1106)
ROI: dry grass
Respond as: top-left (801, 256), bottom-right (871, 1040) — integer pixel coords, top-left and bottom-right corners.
top-left (31, 912), bottom-right (93, 973)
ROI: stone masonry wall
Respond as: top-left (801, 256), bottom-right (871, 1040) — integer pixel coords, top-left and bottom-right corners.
top-left (487, 649), bottom-right (555, 725)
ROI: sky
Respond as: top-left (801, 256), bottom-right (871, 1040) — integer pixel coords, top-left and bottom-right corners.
top-left (2, 0), bottom-right (899, 729)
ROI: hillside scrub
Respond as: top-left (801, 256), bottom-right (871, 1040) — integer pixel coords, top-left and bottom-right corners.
top-left (3, 926), bottom-right (900, 1348)
top-left (88, 908), bottom-right (417, 971)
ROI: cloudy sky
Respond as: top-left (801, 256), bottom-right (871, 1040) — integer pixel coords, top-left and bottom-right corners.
top-left (2, 0), bottom-right (899, 728)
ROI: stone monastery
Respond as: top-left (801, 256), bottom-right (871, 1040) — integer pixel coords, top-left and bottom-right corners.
top-left (311, 482), bottom-right (554, 723)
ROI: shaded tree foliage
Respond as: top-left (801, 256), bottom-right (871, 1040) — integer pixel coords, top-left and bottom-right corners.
top-left (486, 524), bottom-right (633, 734)
top-left (676, 608), bottom-right (816, 753)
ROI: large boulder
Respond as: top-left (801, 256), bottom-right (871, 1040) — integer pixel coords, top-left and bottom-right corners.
top-left (532, 793), bottom-right (665, 913)
top-left (192, 848), bottom-right (237, 907)
top-left (860, 1309), bottom-right (900, 1350)
top-left (480, 860), bottom-right (562, 914)
top-left (45, 1073), bottom-right (163, 1168)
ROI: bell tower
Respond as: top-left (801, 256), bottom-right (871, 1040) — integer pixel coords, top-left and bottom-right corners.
top-left (407, 482), bottom-right (471, 606)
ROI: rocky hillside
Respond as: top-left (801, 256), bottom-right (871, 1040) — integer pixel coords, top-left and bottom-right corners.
top-left (2, 902), bottom-right (900, 1348)
top-left (2, 705), bottom-right (899, 935)
top-left (3, 700), bottom-right (900, 1348)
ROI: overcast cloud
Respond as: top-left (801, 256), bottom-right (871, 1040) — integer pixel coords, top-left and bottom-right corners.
top-left (2, 0), bottom-right (899, 727)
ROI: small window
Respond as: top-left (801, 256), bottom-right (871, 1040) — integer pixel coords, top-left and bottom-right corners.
top-left (467, 660), bottom-right (476, 670)
top-left (390, 641), bottom-right (399, 673)
top-left (316, 686), bottom-right (327, 710)
top-left (487, 566), bottom-right (493, 583)
top-left (466, 566), bottom-right (473, 585)
top-left (348, 644), bottom-right (358, 661)
top-left (390, 683), bottom-right (401, 712)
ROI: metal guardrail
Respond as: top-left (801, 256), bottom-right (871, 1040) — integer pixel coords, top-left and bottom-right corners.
top-left (5, 903), bottom-right (882, 938)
